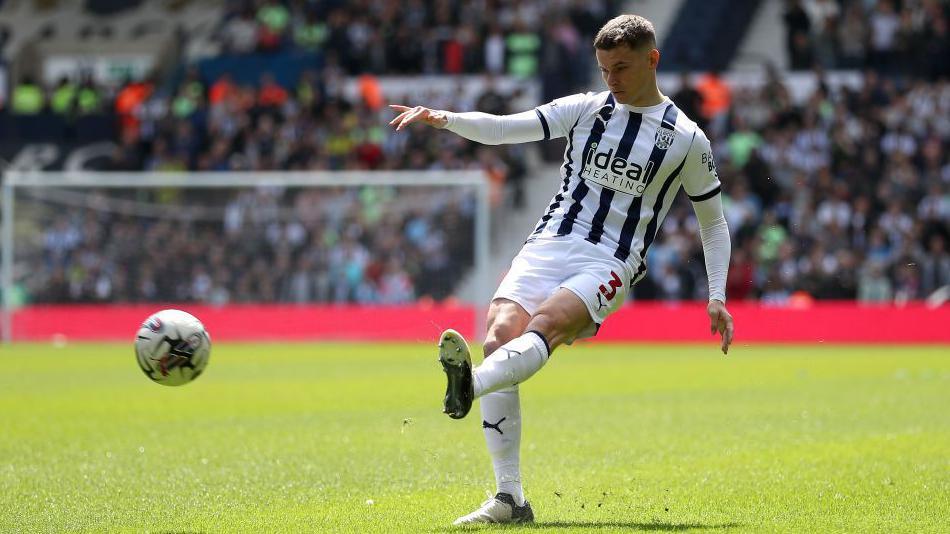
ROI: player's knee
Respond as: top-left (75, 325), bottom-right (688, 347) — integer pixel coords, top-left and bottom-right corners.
top-left (484, 300), bottom-right (531, 357)
top-left (483, 320), bottom-right (521, 358)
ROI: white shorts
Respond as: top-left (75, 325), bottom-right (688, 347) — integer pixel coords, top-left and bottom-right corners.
top-left (492, 236), bottom-right (635, 341)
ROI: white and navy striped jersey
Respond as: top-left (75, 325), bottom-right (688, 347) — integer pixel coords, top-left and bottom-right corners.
top-left (530, 91), bottom-right (721, 281)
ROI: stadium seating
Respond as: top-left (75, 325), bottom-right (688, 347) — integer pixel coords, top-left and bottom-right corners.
top-left (660, 0), bottom-right (761, 72)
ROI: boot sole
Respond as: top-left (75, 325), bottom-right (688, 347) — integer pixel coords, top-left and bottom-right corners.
top-left (438, 329), bottom-right (473, 419)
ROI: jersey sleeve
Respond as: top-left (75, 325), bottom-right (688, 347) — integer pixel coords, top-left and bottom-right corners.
top-left (443, 110), bottom-right (546, 145)
top-left (680, 129), bottom-right (722, 201)
top-left (534, 92), bottom-right (596, 140)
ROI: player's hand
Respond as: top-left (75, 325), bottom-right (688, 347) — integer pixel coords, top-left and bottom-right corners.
top-left (388, 104), bottom-right (449, 131)
top-left (707, 299), bottom-right (734, 355)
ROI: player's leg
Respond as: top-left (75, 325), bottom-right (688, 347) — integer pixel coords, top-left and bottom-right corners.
top-left (472, 288), bottom-right (591, 398)
top-left (440, 238), bottom-right (557, 420)
top-left (453, 291), bottom-right (593, 525)
top-left (453, 299), bottom-right (535, 525)
top-left (480, 300), bottom-right (530, 504)
top-left (521, 287), bottom-right (597, 350)
top-left (472, 260), bottom-right (630, 398)
top-left (438, 297), bottom-right (529, 419)
top-left (446, 256), bottom-right (620, 410)
top-left (448, 252), bottom-right (628, 524)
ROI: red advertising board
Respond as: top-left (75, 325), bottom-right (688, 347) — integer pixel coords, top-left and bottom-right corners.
top-left (9, 302), bottom-right (949, 343)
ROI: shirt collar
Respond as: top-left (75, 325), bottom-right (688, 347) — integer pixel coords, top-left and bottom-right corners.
top-left (616, 96), bottom-right (671, 114)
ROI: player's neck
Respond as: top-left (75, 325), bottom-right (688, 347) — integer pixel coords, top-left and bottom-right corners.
top-left (623, 84), bottom-right (665, 108)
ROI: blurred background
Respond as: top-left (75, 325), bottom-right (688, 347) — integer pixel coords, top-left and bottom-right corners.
top-left (0, 0), bottom-right (947, 341)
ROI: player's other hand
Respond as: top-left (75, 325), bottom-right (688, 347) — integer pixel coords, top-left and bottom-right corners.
top-left (707, 299), bottom-right (734, 355)
top-left (388, 104), bottom-right (449, 131)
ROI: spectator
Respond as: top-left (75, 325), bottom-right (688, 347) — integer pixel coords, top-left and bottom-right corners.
top-left (11, 75), bottom-right (44, 114)
top-left (114, 76), bottom-right (153, 136)
top-left (294, 10), bottom-right (328, 52)
top-left (726, 115), bottom-right (762, 168)
top-left (209, 72), bottom-right (235, 106)
top-left (257, 72), bottom-right (288, 108)
top-left (221, 7), bottom-right (258, 54)
top-left (673, 72), bottom-right (704, 129)
top-left (50, 77), bottom-right (77, 115)
top-left (696, 70), bottom-right (732, 131)
top-left (483, 23), bottom-right (506, 75)
top-left (726, 248), bottom-right (755, 301)
top-left (918, 234), bottom-right (950, 297)
top-left (869, 0), bottom-right (900, 72)
top-left (837, 2), bottom-right (868, 68)
top-left (256, 0), bottom-right (290, 51)
top-left (783, 0), bottom-right (813, 69)
top-left (506, 19), bottom-right (540, 79)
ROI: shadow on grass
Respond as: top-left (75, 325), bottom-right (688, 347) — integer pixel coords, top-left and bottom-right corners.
top-left (526, 521), bottom-right (742, 530)
top-left (437, 521), bottom-right (742, 531)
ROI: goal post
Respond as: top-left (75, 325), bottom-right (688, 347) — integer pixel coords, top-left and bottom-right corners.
top-left (1, 170), bottom-right (491, 343)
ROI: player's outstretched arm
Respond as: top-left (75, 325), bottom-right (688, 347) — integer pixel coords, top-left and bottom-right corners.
top-left (389, 105), bottom-right (449, 131)
top-left (388, 104), bottom-right (545, 145)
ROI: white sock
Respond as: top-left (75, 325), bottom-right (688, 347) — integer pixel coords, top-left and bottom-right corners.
top-left (481, 385), bottom-right (525, 506)
top-left (473, 331), bottom-right (550, 398)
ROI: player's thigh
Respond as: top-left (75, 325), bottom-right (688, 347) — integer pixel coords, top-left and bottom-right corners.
top-left (526, 288), bottom-right (595, 350)
top-left (528, 263), bottom-right (632, 350)
top-left (484, 298), bottom-right (531, 357)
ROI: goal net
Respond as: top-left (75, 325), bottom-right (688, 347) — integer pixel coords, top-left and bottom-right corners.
top-left (1, 171), bottom-right (490, 342)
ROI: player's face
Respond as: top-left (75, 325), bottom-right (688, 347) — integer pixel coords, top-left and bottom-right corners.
top-left (596, 45), bottom-right (658, 105)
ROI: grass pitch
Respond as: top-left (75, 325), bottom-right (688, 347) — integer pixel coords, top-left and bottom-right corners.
top-left (1, 341), bottom-right (948, 533)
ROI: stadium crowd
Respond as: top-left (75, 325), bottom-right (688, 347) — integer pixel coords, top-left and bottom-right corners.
top-left (783, 0), bottom-right (949, 77)
top-left (23, 67), bottom-right (949, 306)
top-left (8, 1), bottom-right (949, 306)
top-left (216, 0), bottom-right (615, 82)
top-left (11, 1), bottom-right (624, 306)
top-left (9, 63), bottom-right (519, 305)
top-left (644, 68), bottom-right (949, 303)
top-left (30, 186), bottom-right (475, 304)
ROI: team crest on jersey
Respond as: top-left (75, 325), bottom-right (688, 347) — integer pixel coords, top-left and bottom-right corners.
top-left (654, 127), bottom-right (675, 150)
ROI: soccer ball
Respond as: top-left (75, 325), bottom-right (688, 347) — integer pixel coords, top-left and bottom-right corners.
top-left (134, 309), bottom-right (211, 386)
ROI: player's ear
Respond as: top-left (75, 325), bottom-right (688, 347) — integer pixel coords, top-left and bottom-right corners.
top-left (648, 48), bottom-right (660, 70)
